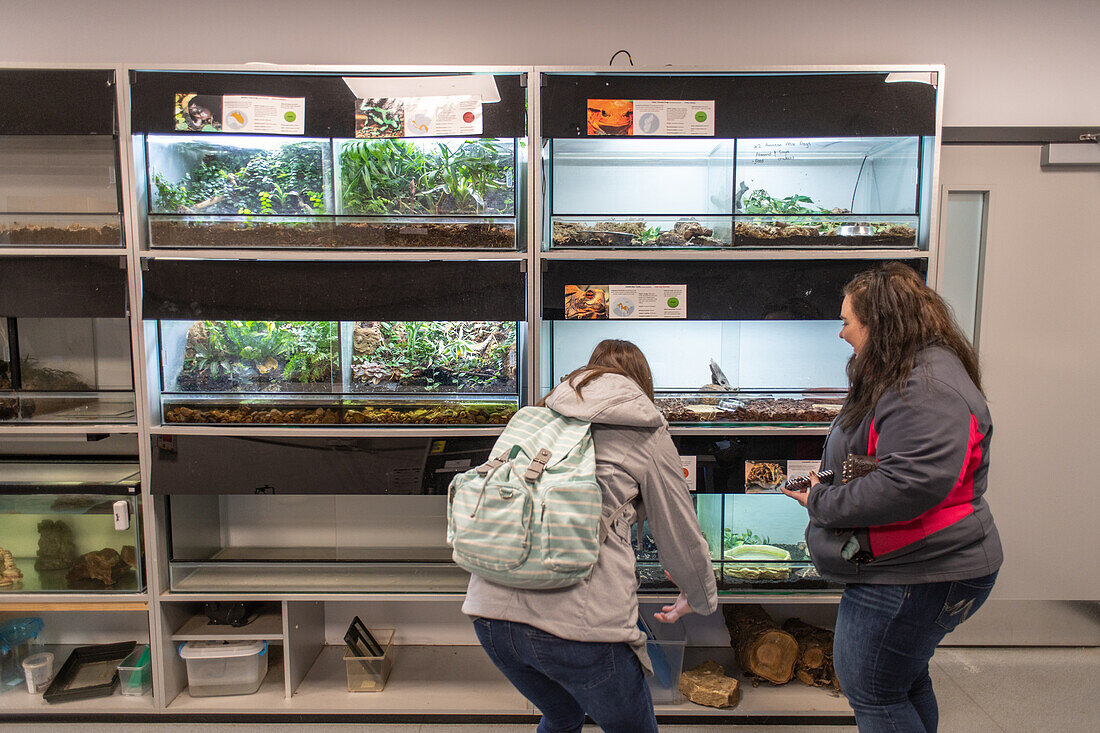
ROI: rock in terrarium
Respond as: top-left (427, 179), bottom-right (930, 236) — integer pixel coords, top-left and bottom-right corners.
top-left (35, 519), bottom-right (76, 571)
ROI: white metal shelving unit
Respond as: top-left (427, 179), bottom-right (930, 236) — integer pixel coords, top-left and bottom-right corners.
top-left (2, 63), bottom-right (943, 723)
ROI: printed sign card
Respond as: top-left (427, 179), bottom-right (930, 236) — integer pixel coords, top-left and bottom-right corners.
top-left (174, 93), bottom-right (304, 135)
top-left (356, 95), bottom-right (483, 138)
top-left (586, 99), bottom-right (715, 136)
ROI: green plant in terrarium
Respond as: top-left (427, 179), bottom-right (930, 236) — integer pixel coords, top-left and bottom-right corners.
top-left (633, 226), bottom-right (663, 244)
top-left (339, 138), bottom-right (513, 216)
top-left (181, 320), bottom-right (338, 388)
top-left (153, 142), bottom-right (326, 216)
top-left (739, 189), bottom-right (843, 216)
top-left (723, 528), bottom-right (772, 555)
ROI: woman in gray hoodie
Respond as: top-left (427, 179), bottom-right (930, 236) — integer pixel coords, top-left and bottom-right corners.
top-left (463, 339), bottom-right (718, 733)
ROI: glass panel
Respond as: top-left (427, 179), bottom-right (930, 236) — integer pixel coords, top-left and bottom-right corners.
top-left (0, 136), bottom-right (122, 247)
top-left (158, 319), bottom-right (519, 425)
top-left (166, 493), bottom-right (465, 592)
top-left (550, 215), bottom-right (731, 249)
top-left (0, 318), bottom-right (135, 424)
top-left (144, 135), bottom-right (519, 249)
top-left (735, 137), bottom-right (921, 248)
top-left (0, 461), bottom-right (144, 593)
top-left (940, 191), bottom-right (988, 345)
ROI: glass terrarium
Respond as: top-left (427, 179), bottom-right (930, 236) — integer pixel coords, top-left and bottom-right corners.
top-left (734, 137), bottom-right (921, 248)
top-left (544, 136), bottom-right (924, 250)
top-left (547, 139), bottom-right (734, 249)
top-left (157, 319), bottom-right (519, 425)
top-left (0, 461), bottom-right (144, 593)
top-left (545, 320), bottom-right (849, 426)
top-left (144, 134), bottom-right (519, 249)
top-left (0, 136), bottom-right (123, 247)
top-left (0, 317), bottom-right (135, 423)
top-left (155, 434), bottom-right (499, 592)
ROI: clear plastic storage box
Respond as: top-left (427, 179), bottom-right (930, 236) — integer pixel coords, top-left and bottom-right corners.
top-left (178, 639), bottom-right (268, 697)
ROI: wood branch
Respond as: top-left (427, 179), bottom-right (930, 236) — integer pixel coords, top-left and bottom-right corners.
top-left (782, 616), bottom-right (839, 690)
top-left (723, 604), bottom-right (798, 685)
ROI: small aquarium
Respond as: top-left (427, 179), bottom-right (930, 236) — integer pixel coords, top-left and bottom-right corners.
top-left (155, 434), bottom-right (497, 592)
top-left (0, 317), bottom-right (135, 423)
top-left (157, 319), bottom-right (519, 425)
top-left (635, 436), bottom-right (837, 592)
top-left (144, 135), bottom-right (519, 249)
top-left (0, 461), bottom-right (144, 593)
top-left (545, 320), bottom-right (849, 426)
top-left (0, 136), bottom-right (123, 247)
top-left (544, 136), bottom-right (924, 250)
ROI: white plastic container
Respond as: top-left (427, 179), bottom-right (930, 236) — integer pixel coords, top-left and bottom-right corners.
top-left (178, 640), bottom-right (268, 697)
top-left (21, 652), bottom-right (53, 694)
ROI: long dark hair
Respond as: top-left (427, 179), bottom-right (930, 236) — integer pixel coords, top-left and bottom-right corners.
top-left (540, 339), bottom-right (655, 405)
top-left (838, 263), bottom-right (982, 430)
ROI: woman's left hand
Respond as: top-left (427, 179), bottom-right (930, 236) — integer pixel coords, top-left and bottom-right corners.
top-left (779, 471), bottom-right (821, 507)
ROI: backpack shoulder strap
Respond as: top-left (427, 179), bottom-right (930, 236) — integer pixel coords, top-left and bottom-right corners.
top-left (598, 496), bottom-right (646, 544)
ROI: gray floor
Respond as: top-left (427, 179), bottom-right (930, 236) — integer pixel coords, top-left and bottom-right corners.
top-left (1, 647), bottom-right (1096, 732)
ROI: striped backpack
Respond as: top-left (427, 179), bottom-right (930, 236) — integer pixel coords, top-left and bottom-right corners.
top-left (447, 406), bottom-right (629, 589)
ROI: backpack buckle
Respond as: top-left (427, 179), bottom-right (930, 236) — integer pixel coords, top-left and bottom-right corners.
top-left (524, 449), bottom-right (552, 482)
top-left (476, 454), bottom-right (508, 476)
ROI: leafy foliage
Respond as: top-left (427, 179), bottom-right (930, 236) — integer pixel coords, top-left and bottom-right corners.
top-left (153, 142), bottom-right (326, 216)
top-left (723, 528), bottom-right (772, 554)
top-left (183, 321), bottom-right (338, 387)
top-left (739, 189), bottom-right (840, 216)
top-left (339, 139), bottom-right (513, 216)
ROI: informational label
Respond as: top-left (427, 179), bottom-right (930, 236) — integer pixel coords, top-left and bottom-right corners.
top-left (745, 139), bottom-right (813, 164)
top-left (356, 95), bottom-right (482, 138)
top-left (633, 100), bottom-right (715, 136)
top-left (679, 455), bottom-right (697, 491)
top-left (608, 284), bottom-right (686, 319)
top-left (222, 95), bottom-right (305, 135)
top-left (586, 98), bottom-right (715, 136)
top-left (443, 458), bottom-right (472, 470)
top-left (787, 460), bottom-right (821, 485)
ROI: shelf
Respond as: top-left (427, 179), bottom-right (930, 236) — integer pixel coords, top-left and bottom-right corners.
top-left (139, 248), bottom-right (530, 262)
top-left (539, 248), bottom-right (929, 261)
top-left (0, 644), bottom-right (155, 714)
top-left (167, 645), bottom-right (288, 712)
top-left (0, 598), bottom-right (148, 611)
top-left (170, 563), bottom-right (470, 595)
top-left (0, 247), bottom-right (129, 257)
top-left (149, 424), bottom-right (508, 438)
top-left (670, 425), bottom-right (830, 436)
top-left (0, 424), bottom-right (140, 435)
top-left (171, 606), bottom-right (284, 641)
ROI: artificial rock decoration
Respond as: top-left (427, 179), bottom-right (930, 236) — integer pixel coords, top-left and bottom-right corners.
top-left (35, 519), bottom-right (76, 571)
top-left (678, 660), bottom-right (741, 708)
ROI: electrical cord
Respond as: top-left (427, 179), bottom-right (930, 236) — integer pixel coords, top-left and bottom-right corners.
top-left (609, 50), bottom-right (634, 67)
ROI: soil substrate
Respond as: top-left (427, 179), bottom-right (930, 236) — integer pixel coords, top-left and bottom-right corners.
top-left (657, 396), bottom-right (842, 424)
top-left (151, 220), bottom-right (514, 249)
top-left (0, 224), bottom-right (121, 246)
top-left (735, 222), bottom-right (916, 248)
top-left (165, 401), bottom-right (516, 425)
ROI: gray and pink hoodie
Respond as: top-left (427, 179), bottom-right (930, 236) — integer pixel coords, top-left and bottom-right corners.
top-left (806, 346), bottom-right (1003, 584)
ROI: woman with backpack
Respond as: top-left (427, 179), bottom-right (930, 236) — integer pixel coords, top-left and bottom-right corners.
top-left (781, 263), bottom-right (1002, 732)
top-left (462, 339), bottom-right (718, 733)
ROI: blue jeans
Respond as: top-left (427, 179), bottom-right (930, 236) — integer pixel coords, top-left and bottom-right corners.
top-left (834, 571), bottom-right (998, 733)
top-left (472, 617), bottom-right (658, 733)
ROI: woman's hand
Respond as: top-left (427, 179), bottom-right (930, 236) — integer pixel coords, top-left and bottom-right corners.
top-left (653, 571), bottom-right (697, 623)
top-left (779, 471), bottom-right (821, 508)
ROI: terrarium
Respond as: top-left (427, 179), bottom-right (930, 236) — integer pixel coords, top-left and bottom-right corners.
top-left (0, 136), bottom-right (123, 247)
top-left (143, 134), bottom-right (518, 249)
top-left (544, 320), bottom-right (849, 426)
top-left (0, 317), bottom-right (135, 423)
top-left (154, 434), bottom-right (499, 592)
top-left (544, 136), bottom-right (924, 250)
top-left (157, 319), bottom-right (519, 425)
top-left (0, 461), bottom-right (144, 593)
top-left (734, 137), bottom-right (921, 248)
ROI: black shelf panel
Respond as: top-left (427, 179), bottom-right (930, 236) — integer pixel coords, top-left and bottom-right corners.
top-left (541, 73), bottom-right (936, 138)
top-left (141, 259), bottom-right (525, 321)
top-left (0, 256), bottom-right (129, 318)
top-left (0, 69), bottom-right (116, 135)
top-left (541, 258), bottom-right (925, 321)
top-left (130, 71), bottom-right (526, 138)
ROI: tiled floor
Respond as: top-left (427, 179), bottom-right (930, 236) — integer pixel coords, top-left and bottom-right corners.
top-left (1, 646), bottom-right (1096, 732)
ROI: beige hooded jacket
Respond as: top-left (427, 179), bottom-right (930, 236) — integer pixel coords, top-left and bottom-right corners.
top-left (461, 371), bottom-right (718, 669)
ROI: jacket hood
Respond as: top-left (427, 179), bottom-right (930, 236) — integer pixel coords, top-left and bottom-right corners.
top-left (544, 371), bottom-right (665, 428)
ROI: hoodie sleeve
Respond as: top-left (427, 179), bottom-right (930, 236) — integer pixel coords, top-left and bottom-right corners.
top-left (806, 373), bottom-right (978, 529)
top-left (639, 428), bottom-right (719, 615)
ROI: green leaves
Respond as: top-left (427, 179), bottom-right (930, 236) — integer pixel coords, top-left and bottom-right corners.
top-left (740, 188), bottom-right (833, 216)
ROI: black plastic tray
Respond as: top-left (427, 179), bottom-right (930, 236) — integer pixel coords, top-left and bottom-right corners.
top-left (43, 641), bottom-right (137, 704)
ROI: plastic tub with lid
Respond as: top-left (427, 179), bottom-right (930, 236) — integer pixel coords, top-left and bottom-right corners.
top-left (178, 640), bottom-right (268, 697)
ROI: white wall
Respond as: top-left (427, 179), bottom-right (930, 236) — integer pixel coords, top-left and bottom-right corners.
top-left (1, 0), bottom-right (1096, 126)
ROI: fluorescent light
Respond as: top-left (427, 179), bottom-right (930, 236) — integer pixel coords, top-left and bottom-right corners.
top-left (885, 72), bottom-right (937, 87)
top-left (342, 75), bottom-right (501, 103)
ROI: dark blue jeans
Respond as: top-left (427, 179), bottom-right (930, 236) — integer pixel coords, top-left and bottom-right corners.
top-left (834, 572), bottom-right (998, 733)
top-left (472, 617), bottom-right (658, 733)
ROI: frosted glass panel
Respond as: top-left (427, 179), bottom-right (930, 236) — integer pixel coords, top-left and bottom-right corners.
top-left (940, 191), bottom-right (987, 345)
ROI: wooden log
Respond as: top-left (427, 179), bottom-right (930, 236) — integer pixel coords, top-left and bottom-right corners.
top-left (782, 617), bottom-right (838, 690)
top-left (723, 604), bottom-right (798, 685)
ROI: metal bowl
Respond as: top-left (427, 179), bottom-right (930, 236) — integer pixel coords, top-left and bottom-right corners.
top-left (838, 224), bottom-right (874, 237)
